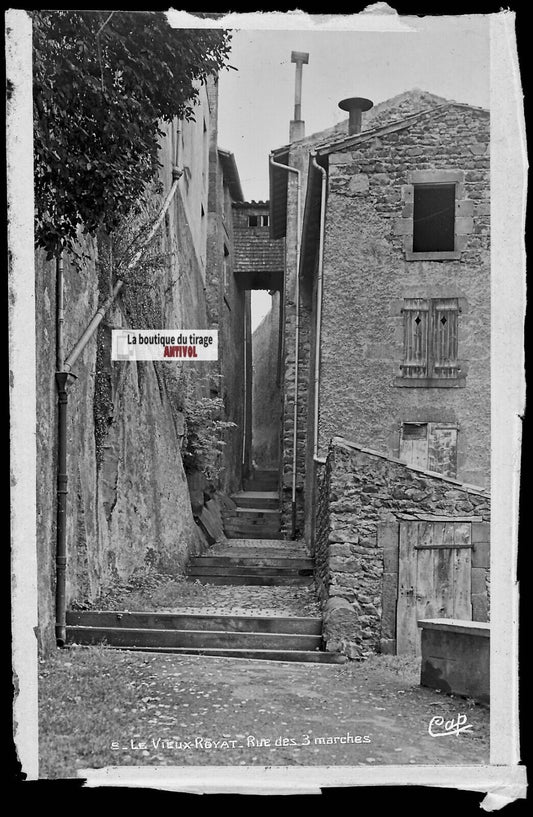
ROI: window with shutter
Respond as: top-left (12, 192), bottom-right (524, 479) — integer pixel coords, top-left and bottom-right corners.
top-left (396, 297), bottom-right (463, 387)
top-left (432, 299), bottom-right (459, 378)
top-left (401, 299), bottom-right (429, 378)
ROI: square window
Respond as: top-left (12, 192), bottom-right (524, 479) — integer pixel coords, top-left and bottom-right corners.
top-left (248, 215), bottom-right (258, 227)
top-left (413, 183), bottom-right (455, 253)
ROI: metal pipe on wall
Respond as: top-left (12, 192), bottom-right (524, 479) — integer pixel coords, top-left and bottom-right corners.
top-left (269, 154), bottom-right (301, 539)
top-left (311, 155), bottom-right (327, 462)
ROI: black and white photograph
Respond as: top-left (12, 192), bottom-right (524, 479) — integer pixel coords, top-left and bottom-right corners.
top-left (7, 5), bottom-right (527, 803)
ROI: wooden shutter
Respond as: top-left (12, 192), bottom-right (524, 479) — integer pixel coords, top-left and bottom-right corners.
top-left (400, 423), bottom-right (429, 469)
top-left (427, 424), bottom-right (458, 478)
top-left (401, 299), bottom-right (429, 378)
top-left (431, 299), bottom-right (459, 378)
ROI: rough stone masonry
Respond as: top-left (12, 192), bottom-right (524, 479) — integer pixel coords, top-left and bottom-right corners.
top-left (315, 438), bottom-right (490, 660)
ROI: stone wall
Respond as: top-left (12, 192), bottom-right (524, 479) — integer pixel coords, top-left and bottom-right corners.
top-left (251, 295), bottom-right (281, 469)
top-left (315, 437), bottom-right (490, 659)
top-left (206, 111), bottom-right (249, 495)
top-left (35, 86), bottom-right (234, 652)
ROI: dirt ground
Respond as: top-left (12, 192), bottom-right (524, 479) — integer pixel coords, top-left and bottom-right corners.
top-left (39, 646), bottom-right (489, 777)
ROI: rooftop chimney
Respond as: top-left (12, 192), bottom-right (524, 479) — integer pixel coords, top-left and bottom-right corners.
top-left (338, 96), bottom-right (374, 135)
top-left (290, 51), bottom-right (309, 142)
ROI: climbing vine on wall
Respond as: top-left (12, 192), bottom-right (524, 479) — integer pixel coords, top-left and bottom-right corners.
top-left (32, 10), bottom-right (232, 259)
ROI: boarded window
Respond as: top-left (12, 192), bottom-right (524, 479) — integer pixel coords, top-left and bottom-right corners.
top-left (401, 298), bottom-right (459, 380)
top-left (427, 425), bottom-right (458, 478)
top-left (400, 422), bottom-right (458, 477)
top-left (400, 422), bottom-right (428, 469)
top-left (413, 183), bottom-right (455, 252)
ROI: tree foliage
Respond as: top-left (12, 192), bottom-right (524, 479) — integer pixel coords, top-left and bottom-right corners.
top-left (32, 11), bottom-right (232, 258)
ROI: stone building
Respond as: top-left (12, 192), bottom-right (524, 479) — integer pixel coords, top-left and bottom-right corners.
top-left (269, 89), bottom-right (490, 539)
top-left (269, 89), bottom-right (491, 658)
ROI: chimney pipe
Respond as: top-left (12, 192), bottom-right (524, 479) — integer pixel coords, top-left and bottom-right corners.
top-left (338, 96), bottom-right (374, 135)
top-left (290, 51), bottom-right (309, 142)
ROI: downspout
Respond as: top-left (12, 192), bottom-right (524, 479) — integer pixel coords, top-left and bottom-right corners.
top-left (311, 154), bottom-right (327, 462)
top-left (269, 154), bottom-right (301, 539)
top-left (55, 135), bottom-right (183, 646)
top-left (55, 252), bottom-right (74, 646)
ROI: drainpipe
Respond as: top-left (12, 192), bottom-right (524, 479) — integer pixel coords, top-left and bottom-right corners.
top-left (269, 154), bottom-right (301, 539)
top-left (55, 252), bottom-right (73, 646)
top-left (54, 140), bottom-right (183, 646)
top-left (311, 155), bottom-right (327, 462)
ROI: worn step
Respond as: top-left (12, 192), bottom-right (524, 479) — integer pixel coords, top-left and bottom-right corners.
top-left (232, 508), bottom-right (281, 518)
top-left (208, 552), bottom-right (308, 567)
top-left (66, 610), bottom-right (323, 635)
top-left (231, 491), bottom-right (279, 510)
top-left (188, 565), bottom-right (313, 578)
top-left (223, 530), bottom-right (283, 541)
top-left (224, 517), bottom-right (280, 529)
top-left (243, 479), bottom-right (278, 492)
top-left (91, 645), bottom-right (347, 664)
top-left (188, 556), bottom-right (314, 569)
top-left (225, 538), bottom-right (299, 547)
top-left (186, 574), bottom-right (314, 586)
top-left (66, 625), bottom-right (322, 651)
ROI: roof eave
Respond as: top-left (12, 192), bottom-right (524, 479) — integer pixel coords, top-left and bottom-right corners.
top-left (217, 148), bottom-right (244, 203)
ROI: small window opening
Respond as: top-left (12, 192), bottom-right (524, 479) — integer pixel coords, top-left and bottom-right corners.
top-left (260, 214), bottom-right (269, 227)
top-left (413, 183), bottom-right (455, 253)
top-left (248, 215), bottom-right (258, 227)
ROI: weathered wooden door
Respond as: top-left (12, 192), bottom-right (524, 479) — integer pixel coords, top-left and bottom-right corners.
top-left (396, 521), bottom-right (472, 655)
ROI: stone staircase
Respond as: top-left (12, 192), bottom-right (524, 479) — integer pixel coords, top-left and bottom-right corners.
top-left (176, 468), bottom-right (344, 663)
top-left (65, 469), bottom-right (345, 664)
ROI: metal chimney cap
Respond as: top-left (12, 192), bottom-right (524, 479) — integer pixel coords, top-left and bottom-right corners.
top-left (338, 97), bottom-right (374, 113)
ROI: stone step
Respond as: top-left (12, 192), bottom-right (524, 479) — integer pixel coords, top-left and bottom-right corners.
top-left (66, 625), bottom-right (322, 651)
top-left (188, 565), bottom-right (313, 578)
top-left (222, 530), bottom-right (283, 540)
top-left (93, 645), bottom-right (348, 664)
top-left (253, 469), bottom-right (278, 479)
top-left (227, 508), bottom-right (281, 520)
top-left (224, 538), bottom-right (308, 550)
top-left (224, 516), bottom-right (280, 528)
top-left (187, 574), bottom-right (314, 586)
top-left (211, 548), bottom-right (309, 559)
top-left (231, 491), bottom-right (279, 510)
top-left (188, 556), bottom-right (314, 569)
top-left (243, 479), bottom-right (278, 492)
top-left (66, 610), bottom-right (323, 634)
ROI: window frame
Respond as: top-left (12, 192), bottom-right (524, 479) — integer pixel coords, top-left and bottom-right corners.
top-left (400, 170), bottom-right (469, 261)
top-left (394, 297), bottom-right (466, 388)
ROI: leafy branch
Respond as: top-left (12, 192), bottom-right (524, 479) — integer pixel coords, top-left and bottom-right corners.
top-left (32, 10), bottom-right (232, 259)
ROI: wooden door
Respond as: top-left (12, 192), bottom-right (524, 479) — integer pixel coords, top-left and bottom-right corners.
top-left (396, 520), bottom-right (473, 655)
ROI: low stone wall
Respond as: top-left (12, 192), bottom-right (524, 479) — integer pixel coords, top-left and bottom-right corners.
top-left (315, 437), bottom-right (490, 659)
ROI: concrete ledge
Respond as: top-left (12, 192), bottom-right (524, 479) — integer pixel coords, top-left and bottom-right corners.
top-left (418, 618), bottom-right (490, 704)
top-left (418, 618), bottom-right (490, 637)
